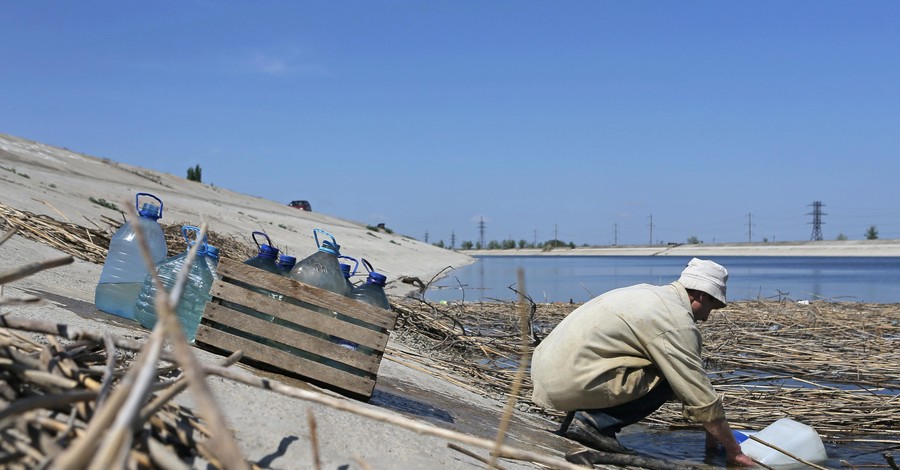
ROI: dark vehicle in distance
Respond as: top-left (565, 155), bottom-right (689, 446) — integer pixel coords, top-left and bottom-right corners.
top-left (288, 200), bottom-right (312, 211)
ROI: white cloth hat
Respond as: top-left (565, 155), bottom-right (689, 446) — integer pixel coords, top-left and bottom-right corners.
top-left (678, 258), bottom-right (728, 306)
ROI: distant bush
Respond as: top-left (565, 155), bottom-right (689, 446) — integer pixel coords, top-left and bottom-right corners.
top-left (366, 224), bottom-right (393, 234)
top-left (866, 226), bottom-right (878, 240)
top-left (187, 164), bottom-right (202, 182)
top-left (89, 197), bottom-right (119, 211)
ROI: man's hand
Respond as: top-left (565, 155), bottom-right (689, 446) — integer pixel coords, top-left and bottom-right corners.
top-left (702, 418), bottom-right (757, 467)
top-left (730, 453), bottom-right (757, 466)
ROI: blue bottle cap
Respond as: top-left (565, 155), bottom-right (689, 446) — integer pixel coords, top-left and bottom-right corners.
top-left (367, 272), bottom-right (387, 286)
top-left (139, 203), bottom-right (162, 220)
top-left (259, 244), bottom-right (279, 259)
top-left (278, 255), bottom-right (296, 269)
top-left (341, 263), bottom-right (352, 279)
top-left (207, 246), bottom-right (220, 260)
top-left (319, 240), bottom-right (341, 256)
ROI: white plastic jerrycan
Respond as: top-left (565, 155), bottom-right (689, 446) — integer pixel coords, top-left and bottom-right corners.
top-left (734, 418), bottom-right (828, 468)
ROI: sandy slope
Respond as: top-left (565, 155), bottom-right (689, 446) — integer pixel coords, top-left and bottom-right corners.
top-left (0, 132), bottom-right (475, 296)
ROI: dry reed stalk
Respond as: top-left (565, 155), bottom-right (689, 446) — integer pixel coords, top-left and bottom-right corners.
top-left (306, 410), bottom-right (322, 470)
top-left (489, 268), bottom-right (531, 469)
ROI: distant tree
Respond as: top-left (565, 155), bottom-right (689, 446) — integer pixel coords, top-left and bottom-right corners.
top-left (518, 239), bottom-right (527, 249)
top-left (501, 239), bottom-right (516, 249)
top-left (186, 164), bottom-right (202, 182)
top-left (460, 241), bottom-right (474, 250)
top-left (865, 225), bottom-right (879, 240)
top-left (433, 240), bottom-right (445, 248)
top-left (568, 241), bottom-right (576, 249)
top-left (475, 241), bottom-right (483, 250)
top-left (687, 236), bottom-right (701, 244)
top-left (487, 240), bottom-right (501, 249)
top-left (836, 233), bottom-right (848, 241)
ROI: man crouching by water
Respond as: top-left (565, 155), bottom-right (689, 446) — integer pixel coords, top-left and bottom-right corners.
top-left (531, 258), bottom-right (755, 466)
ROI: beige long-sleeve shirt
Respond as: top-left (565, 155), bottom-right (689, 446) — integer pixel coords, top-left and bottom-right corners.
top-left (530, 281), bottom-right (725, 423)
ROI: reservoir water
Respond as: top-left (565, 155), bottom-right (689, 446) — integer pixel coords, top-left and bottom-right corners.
top-left (427, 255), bottom-right (900, 304)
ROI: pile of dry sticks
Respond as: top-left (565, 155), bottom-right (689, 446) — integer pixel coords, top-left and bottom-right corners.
top-left (0, 201), bottom-right (257, 266)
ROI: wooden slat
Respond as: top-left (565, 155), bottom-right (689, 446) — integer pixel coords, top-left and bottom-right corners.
top-left (216, 258), bottom-right (398, 330)
top-left (194, 324), bottom-right (375, 398)
top-left (209, 282), bottom-right (389, 350)
top-left (201, 302), bottom-right (382, 374)
top-left (195, 257), bottom-right (399, 400)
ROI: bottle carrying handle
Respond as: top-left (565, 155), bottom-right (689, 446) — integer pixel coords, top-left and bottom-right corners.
top-left (313, 228), bottom-right (338, 251)
top-left (251, 231), bottom-right (274, 251)
top-left (135, 192), bottom-right (163, 217)
top-left (361, 258), bottom-right (375, 275)
top-left (182, 225), bottom-right (209, 254)
top-left (339, 255), bottom-right (359, 276)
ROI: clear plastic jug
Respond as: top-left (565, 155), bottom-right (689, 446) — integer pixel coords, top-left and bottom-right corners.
top-left (133, 225), bottom-right (214, 342)
top-left (95, 192), bottom-right (167, 319)
top-left (276, 254), bottom-right (297, 276)
top-left (736, 418), bottom-right (828, 468)
top-left (206, 245), bottom-right (221, 278)
top-left (339, 255), bottom-right (359, 292)
top-left (350, 259), bottom-right (390, 310)
top-left (334, 259), bottom-right (390, 351)
top-left (288, 229), bottom-right (350, 296)
top-left (244, 231), bottom-right (280, 275)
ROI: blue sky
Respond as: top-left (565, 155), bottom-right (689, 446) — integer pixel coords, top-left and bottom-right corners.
top-left (3, 1), bottom-right (899, 246)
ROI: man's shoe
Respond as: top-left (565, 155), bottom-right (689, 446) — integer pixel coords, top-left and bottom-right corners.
top-left (564, 416), bottom-right (629, 454)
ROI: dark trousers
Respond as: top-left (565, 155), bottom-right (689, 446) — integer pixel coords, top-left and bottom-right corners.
top-left (580, 381), bottom-right (675, 436)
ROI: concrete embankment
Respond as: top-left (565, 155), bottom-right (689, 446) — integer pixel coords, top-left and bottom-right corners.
top-left (463, 239), bottom-right (900, 257)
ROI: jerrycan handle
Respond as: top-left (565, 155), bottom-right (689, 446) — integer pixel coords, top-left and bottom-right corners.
top-left (361, 258), bottom-right (375, 275)
top-left (361, 258), bottom-right (387, 286)
top-left (339, 255), bottom-right (359, 277)
top-left (181, 225), bottom-right (209, 254)
top-left (135, 192), bottom-right (163, 218)
top-left (251, 231), bottom-right (275, 251)
top-left (313, 228), bottom-right (339, 252)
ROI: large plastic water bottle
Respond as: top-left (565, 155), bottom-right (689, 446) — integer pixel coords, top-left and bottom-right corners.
top-left (350, 259), bottom-right (391, 310)
top-left (288, 229), bottom-right (351, 296)
top-left (339, 255), bottom-right (359, 292)
top-left (95, 192), bottom-right (168, 320)
top-left (133, 226), bottom-right (214, 342)
top-left (335, 259), bottom-right (390, 351)
top-left (276, 254), bottom-right (297, 276)
top-left (735, 418), bottom-right (828, 468)
top-left (244, 231), bottom-right (280, 275)
top-left (206, 245), bottom-right (221, 278)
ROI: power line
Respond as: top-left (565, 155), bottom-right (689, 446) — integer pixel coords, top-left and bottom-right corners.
top-left (478, 217), bottom-right (486, 248)
top-left (746, 213), bottom-right (755, 242)
top-left (808, 201), bottom-right (826, 241)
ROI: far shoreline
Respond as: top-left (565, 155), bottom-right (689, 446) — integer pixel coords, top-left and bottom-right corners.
top-left (460, 239), bottom-right (900, 258)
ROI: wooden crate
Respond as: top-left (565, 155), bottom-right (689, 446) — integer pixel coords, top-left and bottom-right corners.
top-left (194, 257), bottom-right (398, 400)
